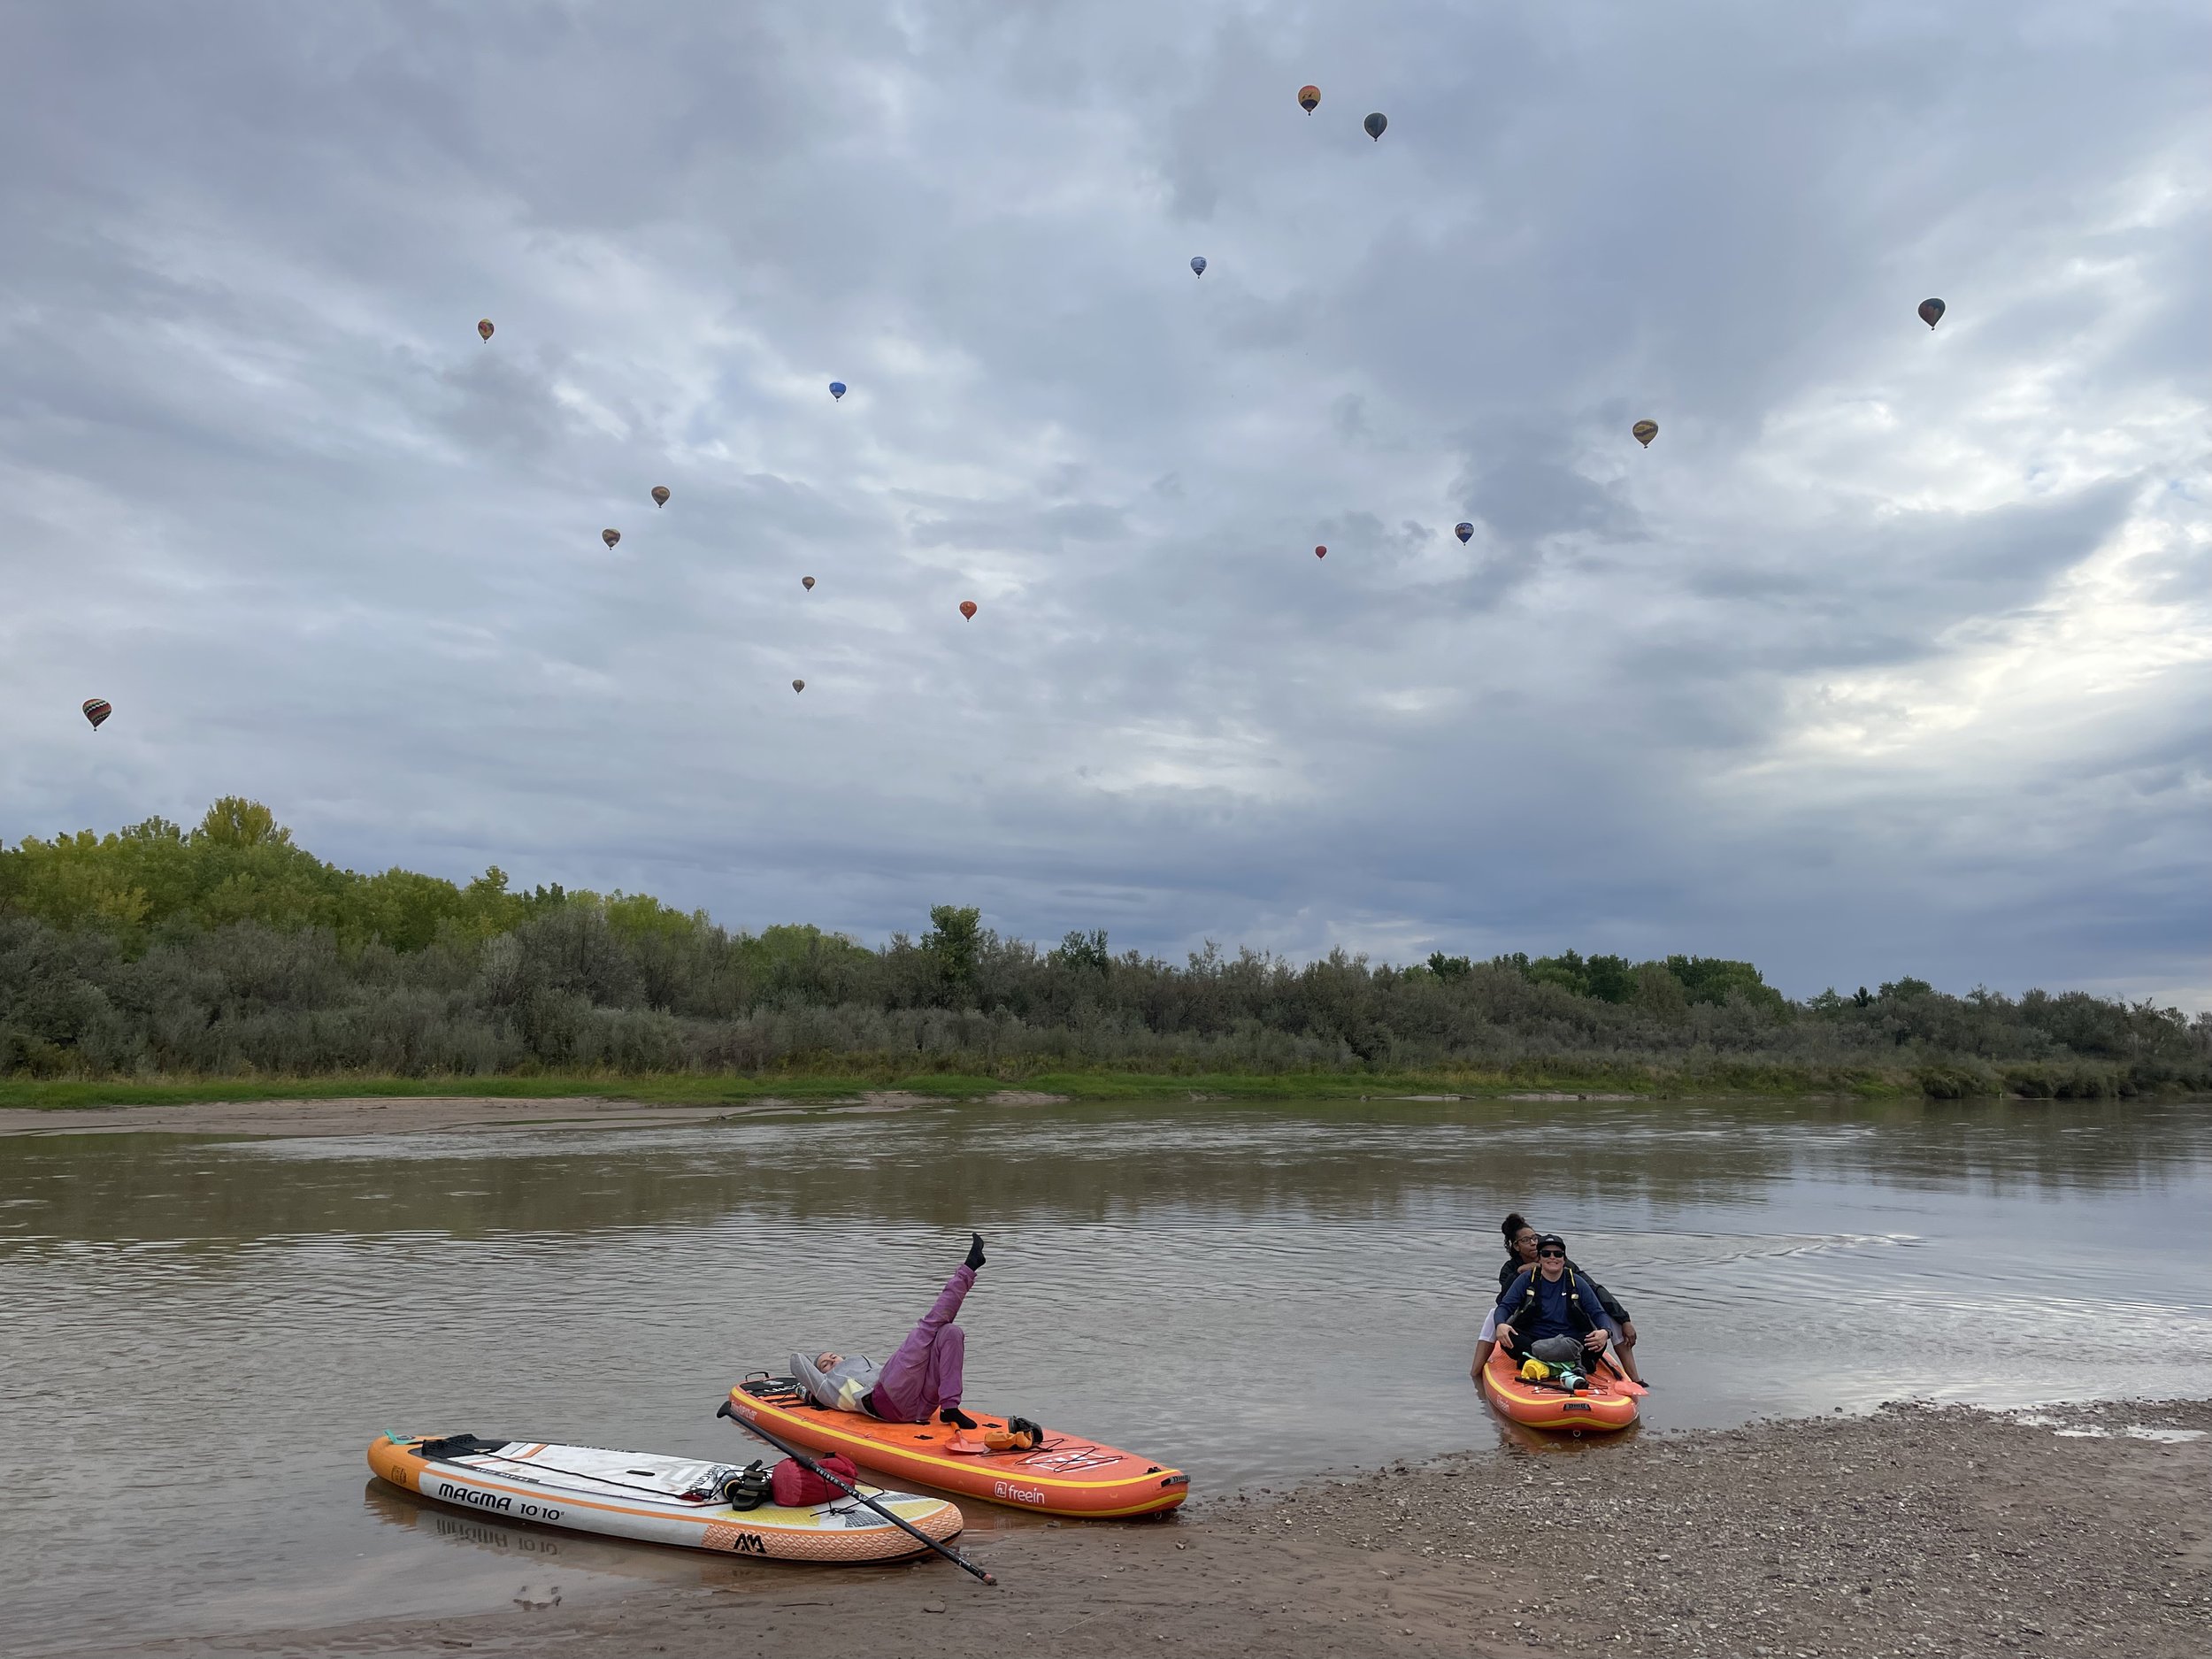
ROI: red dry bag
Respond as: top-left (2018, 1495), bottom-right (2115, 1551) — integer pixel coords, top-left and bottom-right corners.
top-left (769, 1453), bottom-right (860, 1508)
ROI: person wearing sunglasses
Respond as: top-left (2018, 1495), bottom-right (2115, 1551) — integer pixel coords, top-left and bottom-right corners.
top-left (1471, 1215), bottom-right (1643, 1384)
top-left (1490, 1233), bottom-right (1619, 1377)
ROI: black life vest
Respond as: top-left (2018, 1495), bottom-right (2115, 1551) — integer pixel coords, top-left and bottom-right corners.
top-left (1509, 1265), bottom-right (1599, 1339)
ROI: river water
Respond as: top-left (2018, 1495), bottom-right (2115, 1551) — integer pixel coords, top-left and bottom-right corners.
top-left (3, 1094), bottom-right (2208, 1654)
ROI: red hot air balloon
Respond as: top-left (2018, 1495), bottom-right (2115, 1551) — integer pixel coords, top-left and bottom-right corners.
top-left (477, 319), bottom-right (494, 341)
top-left (792, 679), bottom-right (806, 694)
top-left (1314, 544), bottom-right (1327, 559)
top-left (602, 528), bottom-right (621, 549)
top-left (802, 575), bottom-right (816, 590)
top-left (958, 600), bottom-right (978, 619)
top-left (82, 698), bottom-right (112, 731)
top-left (650, 486), bottom-right (670, 507)
top-left (1299, 84), bottom-right (1320, 113)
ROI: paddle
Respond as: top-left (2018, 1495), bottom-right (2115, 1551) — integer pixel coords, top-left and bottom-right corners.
top-left (715, 1400), bottom-right (997, 1586)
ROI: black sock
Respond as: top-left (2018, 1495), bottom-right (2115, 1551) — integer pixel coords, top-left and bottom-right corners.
top-left (964, 1232), bottom-right (986, 1271)
top-left (941, 1407), bottom-right (978, 1431)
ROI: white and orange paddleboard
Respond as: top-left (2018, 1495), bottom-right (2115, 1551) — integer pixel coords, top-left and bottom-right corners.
top-left (724, 1379), bottom-right (1190, 1519)
top-left (369, 1432), bottom-right (962, 1563)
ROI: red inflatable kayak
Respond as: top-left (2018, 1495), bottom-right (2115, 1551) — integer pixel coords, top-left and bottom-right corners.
top-left (723, 1378), bottom-right (1189, 1518)
top-left (1479, 1344), bottom-right (1643, 1432)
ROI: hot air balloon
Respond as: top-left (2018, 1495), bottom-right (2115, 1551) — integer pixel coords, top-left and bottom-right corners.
top-left (792, 680), bottom-right (805, 694)
top-left (959, 600), bottom-right (978, 619)
top-left (650, 486), bottom-right (670, 507)
top-left (802, 575), bottom-right (816, 591)
top-left (1632, 419), bottom-right (1658, 448)
top-left (1455, 522), bottom-right (1473, 544)
top-left (828, 380), bottom-right (847, 400)
top-left (1918, 298), bottom-right (1946, 329)
top-left (1364, 111), bottom-right (1387, 141)
top-left (81, 698), bottom-right (111, 732)
top-left (602, 528), bottom-right (621, 549)
top-left (1190, 256), bottom-right (1207, 278)
top-left (477, 319), bottom-right (494, 342)
top-left (1299, 84), bottom-right (1320, 113)
top-left (1314, 545), bottom-right (1327, 559)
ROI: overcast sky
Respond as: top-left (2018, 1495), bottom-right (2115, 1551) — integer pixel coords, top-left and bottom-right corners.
top-left (3, 3), bottom-right (2206, 1005)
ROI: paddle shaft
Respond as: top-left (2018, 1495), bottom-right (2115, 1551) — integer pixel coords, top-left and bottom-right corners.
top-left (716, 1401), bottom-right (996, 1586)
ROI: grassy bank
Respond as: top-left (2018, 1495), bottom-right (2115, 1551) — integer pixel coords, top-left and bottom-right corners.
top-left (5, 1056), bottom-right (2178, 1112)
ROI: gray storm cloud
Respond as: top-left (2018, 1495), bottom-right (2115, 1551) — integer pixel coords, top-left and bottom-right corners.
top-left (1, 2), bottom-right (2206, 1005)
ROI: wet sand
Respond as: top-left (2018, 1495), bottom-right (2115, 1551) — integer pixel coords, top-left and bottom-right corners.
top-left (0, 1090), bottom-right (1067, 1138)
top-left (108, 1399), bottom-right (2209, 1657)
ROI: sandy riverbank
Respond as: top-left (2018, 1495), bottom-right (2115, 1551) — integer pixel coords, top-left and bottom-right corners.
top-left (0, 1090), bottom-right (1070, 1138)
top-left (109, 1399), bottom-right (2208, 1658)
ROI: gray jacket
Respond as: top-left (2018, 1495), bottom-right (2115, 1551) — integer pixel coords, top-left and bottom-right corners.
top-left (789, 1351), bottom-right (880, 1413)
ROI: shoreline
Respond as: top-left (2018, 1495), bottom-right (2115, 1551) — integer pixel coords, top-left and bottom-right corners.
top-left (0, 1068), bottom-right (1973, 1117)
top-left (5, 1073), bottom-right (2191, 1130)
top-left (92, 1399), bottom-right (2209, 1657)
top-left (0, 1088), bottom-right (1678, 1139)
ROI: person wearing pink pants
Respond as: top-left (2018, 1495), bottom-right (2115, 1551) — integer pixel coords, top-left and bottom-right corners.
top-left (790, 1233), bottom-right (988, 1429)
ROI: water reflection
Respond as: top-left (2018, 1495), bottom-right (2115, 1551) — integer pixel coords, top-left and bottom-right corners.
top-left (0, 1094), bottom-right (2206, 1656)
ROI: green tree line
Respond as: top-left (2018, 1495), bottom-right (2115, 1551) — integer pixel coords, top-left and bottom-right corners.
top-left (3, 800), bottom-right (2206, 1094)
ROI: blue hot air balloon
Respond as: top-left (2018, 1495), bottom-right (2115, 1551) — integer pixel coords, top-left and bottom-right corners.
top-left (1455, 522), bottom-right (1473, 544)
top-left (828, 381), bottom-right (847, 401)
top-left (1190, 256), bottom-right (1207, 278)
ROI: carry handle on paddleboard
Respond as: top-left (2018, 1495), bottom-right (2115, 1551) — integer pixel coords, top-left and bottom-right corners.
top-left (716, 1399), bottom-right (997, 1586)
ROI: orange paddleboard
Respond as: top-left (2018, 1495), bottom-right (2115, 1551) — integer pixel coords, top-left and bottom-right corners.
top-left (724, 1379), bottom-right (1189, 1519)
top-left (1479, 1344), bottom-right (1643, 1432)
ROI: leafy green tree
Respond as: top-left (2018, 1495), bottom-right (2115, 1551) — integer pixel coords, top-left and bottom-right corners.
top-left (1054, 928), bottom-right (1112, 973)
top-left (924, 905), bottom-right (983, 1000)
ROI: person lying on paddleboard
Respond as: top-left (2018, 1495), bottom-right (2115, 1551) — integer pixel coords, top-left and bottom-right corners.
top-left (789, 1233), bottom-right (991, 1429)
top-left (1487, 1232), bottom-right (1623, 1379)
top-left (1471, 1213), bottom-right (1644, 1384)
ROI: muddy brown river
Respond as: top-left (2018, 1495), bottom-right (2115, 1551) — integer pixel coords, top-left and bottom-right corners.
top-left (2, 1094), bottom-right (2207, 1655)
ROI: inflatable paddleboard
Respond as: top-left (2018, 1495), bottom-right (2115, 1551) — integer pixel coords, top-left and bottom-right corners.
top-left (1479, 1345), bottom-right (1643, 1432)
top-left (369, 1432), bottom-right (964, 1563)
top-left (724, 1379), bottom-right (1189, 1518)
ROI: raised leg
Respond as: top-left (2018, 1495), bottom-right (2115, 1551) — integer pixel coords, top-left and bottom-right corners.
top-left (873, 1263), bottom-right (974, 1422)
